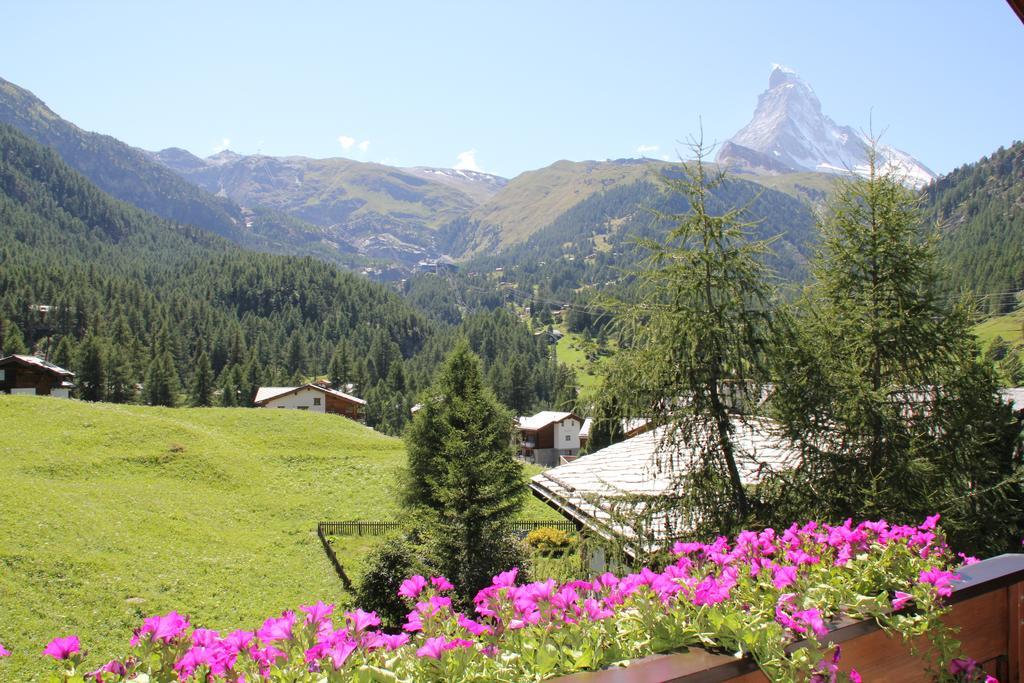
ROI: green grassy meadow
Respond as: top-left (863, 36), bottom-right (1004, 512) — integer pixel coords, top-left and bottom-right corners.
top-left (0, 396), bottom-right (558, 679)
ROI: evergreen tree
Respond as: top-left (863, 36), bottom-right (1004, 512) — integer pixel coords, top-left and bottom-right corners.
top-left (3, 321), bottom-right (28, 355)
top-left (402, 340), bottom-right (527, 604)
top-left (51, 336), bottom-right (74, 370)
top-left (75, 333), bottom-right (107, 402)
top-left (106, 346), bottom-right (135, 404)
top-left (144, 351), bottom-right (179, 407)
top-left (328, 342), bottom-right (351, 389)
top-left (189, 350), bottom-right (214, 407)
top-left (769, 145), bottom-right (1021, 556)
top-left (600, 139), bottom-right (778, 533)
top-left (285, 331), bottom-right (309, 377)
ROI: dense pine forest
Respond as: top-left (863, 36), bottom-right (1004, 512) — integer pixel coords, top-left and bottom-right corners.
top-left (0, 125), bottom-right (569, 432)
top-left (927, 140), bottom-right (1024, 312)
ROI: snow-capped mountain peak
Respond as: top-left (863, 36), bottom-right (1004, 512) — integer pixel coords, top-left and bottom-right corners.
top-left (717, 66), bottom-right (935, 188)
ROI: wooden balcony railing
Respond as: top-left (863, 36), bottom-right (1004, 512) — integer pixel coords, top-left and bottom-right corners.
top-left (552, 553), bottom-right (1024, 683)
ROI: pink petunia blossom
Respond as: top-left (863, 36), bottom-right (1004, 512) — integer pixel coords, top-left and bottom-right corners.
top-left (43, 635), bottom-right (81, 660)
top-left (257, 611), bottom-right (296, 642)
top-left (398, 575), bottom-right (428, 599)
top-left (131, 611), bottom-right (190, 646)
top-left (891, 591), bottom-right (913, 611)
top-left (772, 565), bottom-right (798, 590)
top-left (300, 601), bottom-right (335, 624)
top-left (0, 643), bottom-right (9, 657)
top-left (949, 657), bottom-right (977, 676)
top-left (87, 659), bottom-right (127, 682)
top-left (344, 608), bottom-right (381, 633)
top-left (366, 632), bottom-right (410, 651)
top-left (850, 669), bottom-right (862, 683)
top-left (431, 576), bottom-right (454, 592)
top-left (417, 636), bottom-right (451, 659)
top-left (919, 567), bottom-right (958, 598)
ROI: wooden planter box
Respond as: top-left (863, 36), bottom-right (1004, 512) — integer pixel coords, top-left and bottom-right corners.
top-left (553, 554), bottom-right (1024, 683)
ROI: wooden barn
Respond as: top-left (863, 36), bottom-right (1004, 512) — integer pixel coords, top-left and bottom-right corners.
top-left (0, 354), bottom-right (75, 397)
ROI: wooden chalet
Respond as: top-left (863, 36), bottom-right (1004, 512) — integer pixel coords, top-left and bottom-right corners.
top-left (517, 410), bottom-right (585, 467)
top-left (0, 354), bottom-right (75, 398)
top-left (253, 384), bottom-right (366, 421)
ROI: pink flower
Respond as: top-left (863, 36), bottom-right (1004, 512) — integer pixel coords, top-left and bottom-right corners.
top-left (919, 567), bottom-right (958, 598)
top-left (300, 601), bottom-right (335, 624)
top-left (772, 565), bottom-right (798, 590)
top-left (398, 575), bottom-right (428, 599)
top-left (431, 576), bottom-right (454, 592)
top-left (224, 630), bottom-right (254, 653)
top-left (850, 669), bottom-right (862, 682)
top-left (43, 635), bottom-right (81, 660)
top-left (417, 636), bottom-right (451, 659)
top-left (492, 567), bottom-right (519, 587)
top-left (920, 513), bottom-right (941, 530)
top-left (458, 614), bottom-right (493, 636)
top-left (957, 552), bottom-right (980, 566)
top-left (257, 611), bottom-right (296, 642)
top-left (88, 659), bottom-right (127, 682)
top-left (344, 608), bottom-right (381, 633)
top-left (132, 611), bottom-right (190, 645)
top-left (0, 643), bottom-right (9, 657)
top-left (891, 591), bottom-right (913, 611)
top-left (366, 632), bottom-right (410, 651)
top-left (949, 657), bottom-right (977, 675)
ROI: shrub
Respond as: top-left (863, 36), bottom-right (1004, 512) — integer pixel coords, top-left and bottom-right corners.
top-left (525, 526), bottom-right (573, 553)
top-left (354, 536), bottom-right (423, 630)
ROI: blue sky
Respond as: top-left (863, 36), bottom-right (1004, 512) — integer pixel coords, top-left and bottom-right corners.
top-left (2, 1), bottom-right (1021, 178)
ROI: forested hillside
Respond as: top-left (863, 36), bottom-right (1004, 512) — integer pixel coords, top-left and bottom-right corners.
top-left (926, 140), bottom-right (1024, 312)
top-left (0, 125), bottom-right (573, 431)
top-left (451, 171), bottom-right (817, 332)
top-left (0, 77), bottom-right (371, 269)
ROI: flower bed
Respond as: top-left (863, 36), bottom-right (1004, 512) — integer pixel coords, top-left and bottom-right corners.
top-left (0, 516), bottom-right (1001, 682)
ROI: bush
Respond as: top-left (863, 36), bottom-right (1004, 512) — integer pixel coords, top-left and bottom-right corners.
top-left (524, 526), bottom-right (573, 553)
top-left (355, 536), bottom-right (423, 629)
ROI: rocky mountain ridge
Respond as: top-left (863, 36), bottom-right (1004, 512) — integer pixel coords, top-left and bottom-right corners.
top-left (717, 66), bottom-right (936, 187)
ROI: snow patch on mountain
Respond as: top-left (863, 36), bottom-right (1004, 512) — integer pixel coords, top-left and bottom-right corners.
top-left (718, 66), bottom-right (935, 188)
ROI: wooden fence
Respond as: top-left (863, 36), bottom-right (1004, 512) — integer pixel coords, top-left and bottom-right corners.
top-left (318, 520), bottom-right (578, 538)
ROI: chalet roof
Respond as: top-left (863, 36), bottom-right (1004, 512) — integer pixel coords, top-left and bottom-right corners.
top-left (529, 419), bottom-right (798, 543)
top-left (518, 410), bottom-right (582, 431)
top-left (1001, 388), bottom-right (1024, 410)
top-left (579, 417), bottom-right (594, 439)
top-left (0, 354), bottom-right (74, 378)
top-left (254, 384), bottom-right (366, 406)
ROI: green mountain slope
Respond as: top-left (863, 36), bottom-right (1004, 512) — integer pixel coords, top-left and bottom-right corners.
top-left (0, 76), bottom-right (366, 268)
top-left (0, 396), bottom-right (404, 680)
top-left (924, 140), bottom-right (1024, 312)
top-left (153, 149), bottom-right (506, 265)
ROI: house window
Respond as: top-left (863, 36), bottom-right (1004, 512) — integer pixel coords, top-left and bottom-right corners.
top-left (313, 397), bottom-right (321, 406)
top-left (565, 434), bottom-right (571, 442)
top-left (0, 369), bottom-right (5, 381)
top-left (298, 406), bottom-right (309, 410)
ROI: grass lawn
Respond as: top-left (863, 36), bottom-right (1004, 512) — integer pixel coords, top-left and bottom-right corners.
top-left (0, 396), bottom-right (558, 680)
top-left (556, 330), bottom-right (615, 401)
top-left (973, 309), bottom-right (1024, 349)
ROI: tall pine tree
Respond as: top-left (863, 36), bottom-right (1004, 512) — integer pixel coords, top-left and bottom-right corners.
top-left (401, 339), bottom-right (527, 605)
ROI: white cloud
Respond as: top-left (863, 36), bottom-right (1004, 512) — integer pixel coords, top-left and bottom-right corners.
top-left (212, 137), bottom-right (231, 153)
top-left (661, 154), bottom-right (671, 161)
top-left (636, 144), bottom-right (659, 155)
top-left (357, 140), bottom-right (370, 152)
top-left (337, 135), bottom-right (356, 150)
top-left (454, 149), bottom-right (482, 172)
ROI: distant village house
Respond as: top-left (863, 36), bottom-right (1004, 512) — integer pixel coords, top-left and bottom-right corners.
top-left (517, 410), bottom-right (585, 467)
top-left (0, 354), bottom-right (75, 398)
top-left (254, 383), bottom-right (365, 421)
